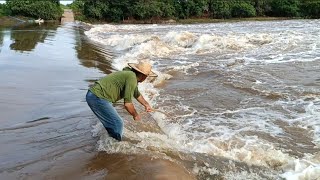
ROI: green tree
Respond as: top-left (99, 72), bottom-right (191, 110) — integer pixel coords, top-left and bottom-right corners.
top-left (133, 0), bottom-right (162, 20)
top-left (0, 4), bottom-right (11, 16)
top-left (83, 0), bottom-right (109, 19)
top-left (170, 0), bottom-right (185, 19)
top-left (6, 0), bottom-right (62, 20)
top-left (158, 0), bottom-right (175, 18)
top-left (231, 2), bottom-right (256, 17)
top-left (250, 0), bottom-right (272, 16)
top-left (269, 0), bottom-right (300, 17)
top-left (177, 0), bottom-right (207, 18)
top-left (300, 0), bottom-right (320, 18)
top-left (72, 0), bottom-right (318, 22)
top-left (82, 0), bottom-right (133, 22)
top-left (210, 1), bottom-right (232, 19)
top-left (69, 0), bottom-right (85, 11)
top-left (69, 0), bottom-right (86, 21)
top-left (107, 0), bottom-right (132, 22)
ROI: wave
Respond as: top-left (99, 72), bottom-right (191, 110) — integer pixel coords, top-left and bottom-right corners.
top-left (84, 21), bottom-right (320, 179)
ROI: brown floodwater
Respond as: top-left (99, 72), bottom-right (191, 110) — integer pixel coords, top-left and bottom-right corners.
top-left (1, 20), bottom-right (320, 180)
top-left (0, 22), bottom-right (197, 180)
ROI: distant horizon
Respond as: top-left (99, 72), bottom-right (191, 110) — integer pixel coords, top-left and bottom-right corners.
top-left (0, 0), bottom-right (74, 5)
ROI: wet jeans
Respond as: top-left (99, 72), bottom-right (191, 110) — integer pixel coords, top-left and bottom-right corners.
top-left (86, 90), bottom-right (123, 141)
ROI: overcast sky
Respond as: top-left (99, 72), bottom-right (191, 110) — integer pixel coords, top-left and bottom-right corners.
top-left (60, 0), bottom-right (74, 5)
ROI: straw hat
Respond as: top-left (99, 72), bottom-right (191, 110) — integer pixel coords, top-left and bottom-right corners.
top-left (128, 62), bottom-right (157, 77)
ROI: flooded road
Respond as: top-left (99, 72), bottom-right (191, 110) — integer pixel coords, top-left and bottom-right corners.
top-left (1, 20), bottom-right (320, 179)
top-left (0, 22), bottom-right (108, 179)
top-left (0, 22), bottom-right (195, 180)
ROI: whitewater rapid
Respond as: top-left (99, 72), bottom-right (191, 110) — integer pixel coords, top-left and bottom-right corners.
top-left (84, 20), bottom-right (320, 179)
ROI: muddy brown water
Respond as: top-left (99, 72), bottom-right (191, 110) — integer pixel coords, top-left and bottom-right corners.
top-left (0, 22), bottom-right (197, 180)
top-left (1, 20), bottom-right (320, 180)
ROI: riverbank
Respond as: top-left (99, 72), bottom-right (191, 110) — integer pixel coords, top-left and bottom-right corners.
top-left (0, 16), bottom-right (62, 27)
top-left (76, 16), bottom-right (299, 25)
top-left (0, 16), bottom-right (28, 27)
top-left (0, 15), bottom-right (302, 27)
top-left (176, 16), bottom-right (296, 24)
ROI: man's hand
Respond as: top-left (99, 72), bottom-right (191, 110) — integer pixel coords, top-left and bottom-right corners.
top-left (144, 104), bottom-right (153, 112)
top-left (133, 114), bottom-right (141, 121)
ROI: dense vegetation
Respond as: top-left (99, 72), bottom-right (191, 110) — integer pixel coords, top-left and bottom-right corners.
top-left (0, 3), bottom-right (10, 17)
top-left (69, 0), bottom-right (320, 22)
top-left (1, 0), bottom-right (320, 22)
top-left (5, 0), bottom-right (63, 20)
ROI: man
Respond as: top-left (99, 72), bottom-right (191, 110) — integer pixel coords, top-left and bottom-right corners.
top-left (86, 61), bottom-right (157, 141)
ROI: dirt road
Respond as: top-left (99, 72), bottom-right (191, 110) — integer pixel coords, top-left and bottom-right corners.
top-left (61, 9), bottom-right (74, 23)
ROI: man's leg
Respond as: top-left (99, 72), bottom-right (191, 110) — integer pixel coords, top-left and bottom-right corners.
top-left (86, 90), bottom-right (123, 141)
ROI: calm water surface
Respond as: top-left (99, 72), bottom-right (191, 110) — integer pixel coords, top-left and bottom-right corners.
top-left (0, 20), bottom-right (320, 180)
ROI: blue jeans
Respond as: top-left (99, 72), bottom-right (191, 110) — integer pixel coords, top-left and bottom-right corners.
top-left (86, 90), bottom-right (123, 141)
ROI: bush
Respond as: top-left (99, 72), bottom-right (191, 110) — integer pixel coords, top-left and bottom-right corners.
top-left (158, 1), bottom-right (175, 18)
top-left (6, 0), bottom-right (62, 20)
top-left (210, 1), bottom-right (232, 19)
top-left (232, 2), bottom-right (256, 18)
top-left (108, 7), bottom-right (123, 22)
top-left (0, 4), bottom-right (8, 16)
top-left (132, 1), bottom-right (174, 20)
top-left (69, 0), bottom-right (85, 21)
top-left (252, 0), bottom-right (272, 16)
top-left (133, 1), bottom-right (161, 20)
top-left (83, 0), bottom-right (109, 19)
top-left (82, 0), bottom-right (134, 22)
top-left (269, 0), bottom-right (300, 17)
top-left (300, 0), bottom-right (320, 18)
top-left (172, 0), bottom-right (185, 19)
top-left (68, 0), bottom-right (319, 22)
top-left (0, 3), bottom-right (12, 16)
top-left (69, 0), bottom-right (84, 12)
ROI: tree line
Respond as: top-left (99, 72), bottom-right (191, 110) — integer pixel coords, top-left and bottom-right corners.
top-left (70, 0), bottom-right (320, 22)
top-left (0, 0), bottom-right (62, 20)
top-left (1, 0), bottom-right (320, 21)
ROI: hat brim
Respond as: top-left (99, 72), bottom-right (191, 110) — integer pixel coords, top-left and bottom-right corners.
top-left (128, 63), bottom-right (158, 77)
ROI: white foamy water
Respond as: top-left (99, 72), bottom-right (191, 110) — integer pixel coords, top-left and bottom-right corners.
top-left (85, 20), bottom-right (320, 179)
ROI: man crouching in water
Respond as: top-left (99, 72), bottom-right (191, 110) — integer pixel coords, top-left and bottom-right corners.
top-left (86, 61), bottom-right (157, 141)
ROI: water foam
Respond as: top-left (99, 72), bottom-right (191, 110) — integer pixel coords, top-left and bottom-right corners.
top-left (276, 98), bottom-right (320, 146)
top-left (85, 21), bottom-right (320, 179)
top-left (280, 158), bottom-right (320, 180)
top-left (85, 21), bottom-right (320, 65)
top-left (163, 31), bottom-right (197, 48)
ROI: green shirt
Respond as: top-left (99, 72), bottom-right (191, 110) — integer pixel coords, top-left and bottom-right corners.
top-left (89, 68), bottom-right (141, 103)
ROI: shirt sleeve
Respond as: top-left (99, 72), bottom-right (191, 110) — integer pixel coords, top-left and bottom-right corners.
top-left (123, 75), bottom-right (137, 103)
top-left (134, 86), bottom-right (141, 99)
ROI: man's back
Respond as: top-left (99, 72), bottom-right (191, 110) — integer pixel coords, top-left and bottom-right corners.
top-left (89, 70), bottom-right (140, 103)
